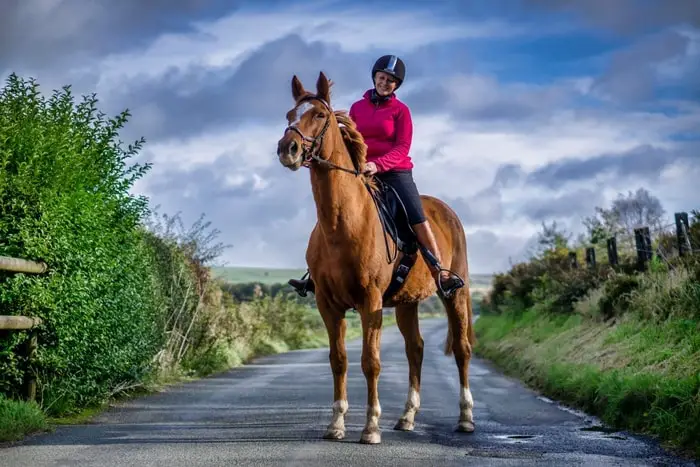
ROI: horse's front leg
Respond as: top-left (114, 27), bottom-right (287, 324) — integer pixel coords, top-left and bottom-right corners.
top-left (394, 302), bottom-right (423, 431)
top-left (318, 297), bottom-right (349, 440)
top-left (358, 291), bottom-right (384, 444)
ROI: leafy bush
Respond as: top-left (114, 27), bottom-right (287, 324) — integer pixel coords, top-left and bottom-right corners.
top-left (0, 74), bottom-right (165, 414)
top-left (597, 273), bottom-right (641, 320)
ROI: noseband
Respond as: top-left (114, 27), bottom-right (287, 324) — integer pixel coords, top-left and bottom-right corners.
top-left (284, 96), bottom-right (360, 176)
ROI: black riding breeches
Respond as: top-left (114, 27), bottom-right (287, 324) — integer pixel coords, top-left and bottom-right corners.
top-left (375, 169), bottom-right (426, 225)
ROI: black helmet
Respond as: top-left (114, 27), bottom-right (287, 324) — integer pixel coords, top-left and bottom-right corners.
top-left (372, 55), bottom-right (405, 88)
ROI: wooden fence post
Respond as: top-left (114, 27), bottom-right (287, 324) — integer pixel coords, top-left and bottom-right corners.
top-left (585, 247), bottom-right (596, 269)
top-left (0, 316), bottom-right (43, 402)
top-left (675, 212), bottom-right (691, 257)
top-left (1, 255), bottom-right (48, 402)
top-left (634, 227), bottom-right (652, 271)
top-left (607, 237), bottom-right (618, 267)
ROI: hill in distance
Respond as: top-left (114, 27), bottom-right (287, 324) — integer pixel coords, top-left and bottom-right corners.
top-left (212, 266), bottom-right (493, 291)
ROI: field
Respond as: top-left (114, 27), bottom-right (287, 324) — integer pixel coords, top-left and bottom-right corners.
top-left (212, 266), bottom-right (493, 289)
top-left (211, 266), bottom-right (308, 285)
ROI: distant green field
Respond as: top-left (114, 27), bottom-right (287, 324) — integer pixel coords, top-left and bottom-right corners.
top-left (213, 266), bottom-right (493, 289)
top-left (212, 266), bottom-right (308, 285)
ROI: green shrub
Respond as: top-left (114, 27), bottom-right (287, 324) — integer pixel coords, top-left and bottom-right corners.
top-left (0, 74), bottom-right (164, 415)
top-left (597, 273), bottom-right (641, 320)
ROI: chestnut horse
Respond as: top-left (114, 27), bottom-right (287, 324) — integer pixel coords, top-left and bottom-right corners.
top-left (276, 72), bottom-right (476, 444)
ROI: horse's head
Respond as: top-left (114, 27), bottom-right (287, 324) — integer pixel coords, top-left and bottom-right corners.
top-left (277, 71), bottom-right (334, 171)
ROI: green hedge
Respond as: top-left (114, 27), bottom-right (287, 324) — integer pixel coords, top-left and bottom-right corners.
top-left (0, 74), bottom-right (165, 415)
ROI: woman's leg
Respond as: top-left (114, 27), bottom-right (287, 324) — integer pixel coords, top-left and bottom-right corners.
top-left (376, 170), bottom-right (464, 297)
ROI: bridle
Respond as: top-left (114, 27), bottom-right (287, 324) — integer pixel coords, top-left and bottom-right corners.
top-left (284, 95), bottom-right (398, 264)
top-left (284, 96), bottom-right (360, 176)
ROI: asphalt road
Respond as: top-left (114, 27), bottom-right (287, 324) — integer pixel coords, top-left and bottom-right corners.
top-left (1, 318), bottom-right (693, 466)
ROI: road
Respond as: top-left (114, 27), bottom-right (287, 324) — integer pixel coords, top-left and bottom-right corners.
top-left (1, 318), bottom-right (692, 466)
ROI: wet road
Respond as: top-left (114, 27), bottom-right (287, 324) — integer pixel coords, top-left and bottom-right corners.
top-left (0, 317), bottom-right (692, 466)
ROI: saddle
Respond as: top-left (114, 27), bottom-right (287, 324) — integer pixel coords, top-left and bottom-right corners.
top-left (367, 178), bottom-right (419, 257)
top-left (289, 178), bottom-right (423, 303)
top-left (365, 178), bottom-right (420, 303)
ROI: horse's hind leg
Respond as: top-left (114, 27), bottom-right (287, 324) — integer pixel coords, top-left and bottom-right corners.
top-left (318, 298), bottom-right (349, 440)
top-left (393, 302), bottom-right (423, 432)
top-left (442, 288), bottom-right (476, 433)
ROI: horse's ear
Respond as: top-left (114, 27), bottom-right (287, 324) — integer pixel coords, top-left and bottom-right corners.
top-left (316, 71), bottom-right (331, 104)
top-left (292, 75), bottom-right (305, 102)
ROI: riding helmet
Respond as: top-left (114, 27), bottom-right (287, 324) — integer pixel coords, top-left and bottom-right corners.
top-left (372, 55), bottom-right (405, 89)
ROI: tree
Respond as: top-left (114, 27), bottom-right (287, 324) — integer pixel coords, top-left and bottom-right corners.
top-left (583, 188), bottom-right (665, 246)
top-left (528, 220), bottom-right (571, 259)
top-left (611, 188), bottom-right (665, 233)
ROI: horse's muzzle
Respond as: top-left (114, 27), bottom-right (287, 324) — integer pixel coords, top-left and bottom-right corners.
top-left (277, 133), bottom-right (303, 170)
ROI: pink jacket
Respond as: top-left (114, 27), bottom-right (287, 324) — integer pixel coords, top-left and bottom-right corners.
top-left (349, 89), bottom-right (414, 173)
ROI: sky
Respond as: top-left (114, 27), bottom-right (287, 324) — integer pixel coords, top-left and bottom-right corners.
top-left (1, 0), bottom-right (699, 274)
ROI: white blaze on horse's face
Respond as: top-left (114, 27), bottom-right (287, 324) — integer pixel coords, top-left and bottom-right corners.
top-left (277, 100), bottom-right (317, 170)
top-left (291, 101), bottom-right (314, 127)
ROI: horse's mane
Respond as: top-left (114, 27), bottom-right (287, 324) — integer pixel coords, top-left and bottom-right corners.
top-left (333, 110), bottom-right (367, 168)
top-left (298, 87), bottom-right (375, 189)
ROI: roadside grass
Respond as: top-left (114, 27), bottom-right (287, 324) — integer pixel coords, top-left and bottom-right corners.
top-left (0, 396), bottom-right (49, 444)
top-left (474, 309), bottom-right (700, 459)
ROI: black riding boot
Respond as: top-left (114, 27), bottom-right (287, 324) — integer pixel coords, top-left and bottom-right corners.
top-left (419, 246), bottom-right (465, 298)
top-left (288, 270), bottom-right (315, 297)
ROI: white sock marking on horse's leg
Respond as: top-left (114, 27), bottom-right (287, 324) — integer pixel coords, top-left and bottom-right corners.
top-left (329, 399), bottom-right (348, 430)
top-left (401, 386), bottom-right (420, 423)
top-left (365, 402), bottom-right (381, 432)
top-left (458, 385), bottom-right (475, 431)
top-left (324, 399), bottom-right (348, 439)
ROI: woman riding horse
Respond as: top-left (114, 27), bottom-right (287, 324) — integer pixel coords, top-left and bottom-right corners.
top-left (289, 54), bottom-right (465, 298)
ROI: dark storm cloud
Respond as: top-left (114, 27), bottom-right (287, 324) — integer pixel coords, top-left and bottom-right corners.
top-left (0, 0), bottom-right (239, 70)
top-left (591, 29), bottom-right (695, 103)
top-left (525, 143), bottom-right (699, 190)
top-left (523, 0), bottom-right (700, 34)
top-left (105, 34), bottom-right (372, 142)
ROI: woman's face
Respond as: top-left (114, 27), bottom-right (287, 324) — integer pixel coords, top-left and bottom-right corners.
top-left (374, 71), bottom-right (398, 96)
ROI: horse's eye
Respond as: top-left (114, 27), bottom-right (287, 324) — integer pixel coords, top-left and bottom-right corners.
top-left (316, 112), bottom-right (325, 119)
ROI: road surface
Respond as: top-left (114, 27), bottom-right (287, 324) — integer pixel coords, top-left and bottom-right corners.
top-left (0, 318), bottom-right (692, 466)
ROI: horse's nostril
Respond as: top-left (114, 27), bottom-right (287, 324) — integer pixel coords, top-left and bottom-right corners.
top-left (290, 140), bottom-right (298, 154)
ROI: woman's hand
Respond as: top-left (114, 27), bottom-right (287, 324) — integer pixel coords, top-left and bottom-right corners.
top-left (363, 162), bottom-right (378, 175)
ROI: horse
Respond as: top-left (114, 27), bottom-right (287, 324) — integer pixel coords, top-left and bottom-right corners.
top-left (275, 71), bottom-right (476, 444)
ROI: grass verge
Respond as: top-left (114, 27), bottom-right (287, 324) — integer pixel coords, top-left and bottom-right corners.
top-left (473, 310), bottom-right (700, 459)
top-left (0, 396), bottom-right (49, 444)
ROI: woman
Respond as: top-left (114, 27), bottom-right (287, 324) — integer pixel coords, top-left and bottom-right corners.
top-left (289, 55), bottom-right (465, 298)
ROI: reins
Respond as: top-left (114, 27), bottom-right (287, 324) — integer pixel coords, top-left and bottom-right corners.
top-left (285, 95), bottom-right (398, 264)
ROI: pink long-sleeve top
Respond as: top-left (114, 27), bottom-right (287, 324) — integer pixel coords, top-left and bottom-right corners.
top-left (349, 89), bottom-right (414, 173)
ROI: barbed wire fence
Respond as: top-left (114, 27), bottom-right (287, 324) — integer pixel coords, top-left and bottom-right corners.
top-left (568, 211), bottom-right (699, 272)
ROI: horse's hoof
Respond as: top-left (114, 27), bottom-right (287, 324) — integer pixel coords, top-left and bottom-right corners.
top-left (323, 429), bottom-right (345, 440)
top-left (360, 430), bottom-right (381, 444)
top-left (393, 419), bottom-right (414, 431)
top-left (456, 421), bottom-right (475, 433)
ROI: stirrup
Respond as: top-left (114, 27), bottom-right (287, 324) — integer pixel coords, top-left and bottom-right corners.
top-left (288, 270), bottom-right (310, 297)
top-left (437, 269), bottom-right (465, 298)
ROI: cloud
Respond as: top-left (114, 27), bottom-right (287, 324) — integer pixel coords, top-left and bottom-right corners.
top-left (523, 0), bottom-right (700, 34)
top-left (590, 28), bottom-right (697, 103)
top-left (525, 143), bottom-right (700, 190)
top-left (2, 0), bottom-right (699, 275)
top-left (106, 34), bottom-right (371, 142)
top-left (404, 73), bottom-right (578, 123)
top-left (0, 0), bottom-right (237, 71)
